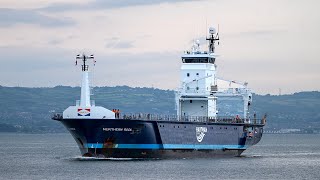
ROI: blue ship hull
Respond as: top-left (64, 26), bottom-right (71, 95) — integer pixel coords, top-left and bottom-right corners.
top-left (55, 118), bottom-right (264, 158)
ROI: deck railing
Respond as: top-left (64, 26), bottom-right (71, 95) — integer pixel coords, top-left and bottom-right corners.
top-left (52, 112), bottom-right (266, 125)
top-left (120, 113), bottom-right (265, 125)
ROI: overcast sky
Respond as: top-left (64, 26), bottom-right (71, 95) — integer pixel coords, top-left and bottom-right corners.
top-left (0, 0), bottom-right (319, 94)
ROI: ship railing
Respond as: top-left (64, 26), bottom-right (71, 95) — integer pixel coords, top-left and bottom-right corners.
top-left (178, 87), bottom-right (251, 96)
top-left (50, 111), bottom-right (265, 125)
top-left (122, 113), bottom-right (265, 125)
top-left (180, 87), bottom-right (211, 95)
top-left (122, 113), bottom-right (179, 121)
top-left (216, 88), bottom-right (252, 95)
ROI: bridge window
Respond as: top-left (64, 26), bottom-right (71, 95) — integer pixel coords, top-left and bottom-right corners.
top-left (182, 57), bottom-right (215, 64)
top-left (208, 58), bottom-right (215, 63)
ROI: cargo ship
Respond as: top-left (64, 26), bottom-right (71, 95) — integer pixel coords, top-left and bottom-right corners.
top-left (52, 27), bottom-right (266, 158)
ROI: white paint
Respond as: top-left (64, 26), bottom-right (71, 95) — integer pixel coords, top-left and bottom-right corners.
top-left (63, 54), bottom-right (115, 119)
top-left (176, 35), bottom-right (218, 119)
top-left (80, 71), bottom-right (91, 107)
top-left (176, 28), bottom-right (252, 121)
top-left (196, 127), bottom-right (207, 143)
top-left (63, 106), bottom-right (114, 119)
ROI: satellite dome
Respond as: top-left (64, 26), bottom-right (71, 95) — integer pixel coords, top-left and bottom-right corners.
top-left (209, 27), bottom-right (216, 34)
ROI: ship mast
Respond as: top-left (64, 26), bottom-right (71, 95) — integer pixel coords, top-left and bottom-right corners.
top-left (206, 27), bottom-right (219, 53)
top-left (76, 54), bottom-right (95, 108)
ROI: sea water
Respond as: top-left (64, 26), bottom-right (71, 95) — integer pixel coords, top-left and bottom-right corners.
top-left (0, 133), bottom-right (319, 179)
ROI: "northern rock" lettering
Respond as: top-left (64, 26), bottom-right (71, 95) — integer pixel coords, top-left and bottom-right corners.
top-left (102, 128), bottom-right (132, 132)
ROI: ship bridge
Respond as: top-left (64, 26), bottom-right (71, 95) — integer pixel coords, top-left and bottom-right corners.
top-left (176, 26), bottom-right (253, 122)
top-left (176, 27), bottom-right (220, 119)
top-left (182, 53), bottom-right (217, 64)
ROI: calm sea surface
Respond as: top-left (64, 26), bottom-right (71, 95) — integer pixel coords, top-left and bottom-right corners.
top-left (0, 133), bottom-right (319, 180)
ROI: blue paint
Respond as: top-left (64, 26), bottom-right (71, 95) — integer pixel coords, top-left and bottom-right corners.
top-left (84, 143), bottom-right (247, 150)
top-left (78, 113), bottom-right (90, 116)
top-left (85, 143), bottom-right (103, 148)
top-left (163, 144), bottom-right (247, 150)
top-left (117, 144), bottom-right (162, 149)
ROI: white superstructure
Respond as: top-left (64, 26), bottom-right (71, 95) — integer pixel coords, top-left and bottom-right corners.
top-left (63, 54), bottom-right (115, 119)
top-left (176, 27), bottom-right (252, 121)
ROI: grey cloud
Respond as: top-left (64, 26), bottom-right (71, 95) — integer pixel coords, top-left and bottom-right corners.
top-left (105, 37), bottom-right (135, 49)
top-left (0, 8), bottom-right (74, 27)
top-left (115, 42), bottom-right (134, 49)
top-left (248, 30), bottom-right (284, 36)
top-left (92, 0), bottom-right (197, 9)
top-left (41, 0), bottom-right (200, 12)
top-left (225, 29), bottom-right (287, 39)
top-left (0, 46), bottom-right (71, 72)
top-left (106, 41), bottom-right (135, 49)
top-left (48, 39), bottom-right (64, 45)
top-left (1, 45), bottom-right (319, 94)
top-left (91, 51), bottom-right (181, 88)
top-left (40, 3), bottom-right (83, 12)
top-left (0, 46), bottom-right (180, 88)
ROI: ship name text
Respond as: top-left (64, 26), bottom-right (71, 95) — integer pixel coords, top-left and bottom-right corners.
top-left (103, 128), bottom-right (132, 132)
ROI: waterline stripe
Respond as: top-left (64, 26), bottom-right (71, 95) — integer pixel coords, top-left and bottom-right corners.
top-left (85, 143), bottom-right (247, 150)
top-left (163, 144), bottom-right (247, 150)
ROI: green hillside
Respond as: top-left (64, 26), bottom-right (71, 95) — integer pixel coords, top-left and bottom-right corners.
top-left (0, 85), bottom-right (319, 133)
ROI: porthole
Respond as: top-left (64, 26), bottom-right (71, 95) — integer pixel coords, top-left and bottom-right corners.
top-left (196, 73), bottom-right (199, 76)
top-left (187, 73), bottom-right (190, 77)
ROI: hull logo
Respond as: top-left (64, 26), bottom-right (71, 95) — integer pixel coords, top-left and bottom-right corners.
top-left (78, 108), bottom-right (90, 116)
top-left (196, 127), bottom-right (207, 142)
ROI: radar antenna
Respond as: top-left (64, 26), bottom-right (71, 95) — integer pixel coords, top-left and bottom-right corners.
top-left (206, 26), bottom-right (220, 53)
top-left (76, 54), bottom-right (95, 71)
